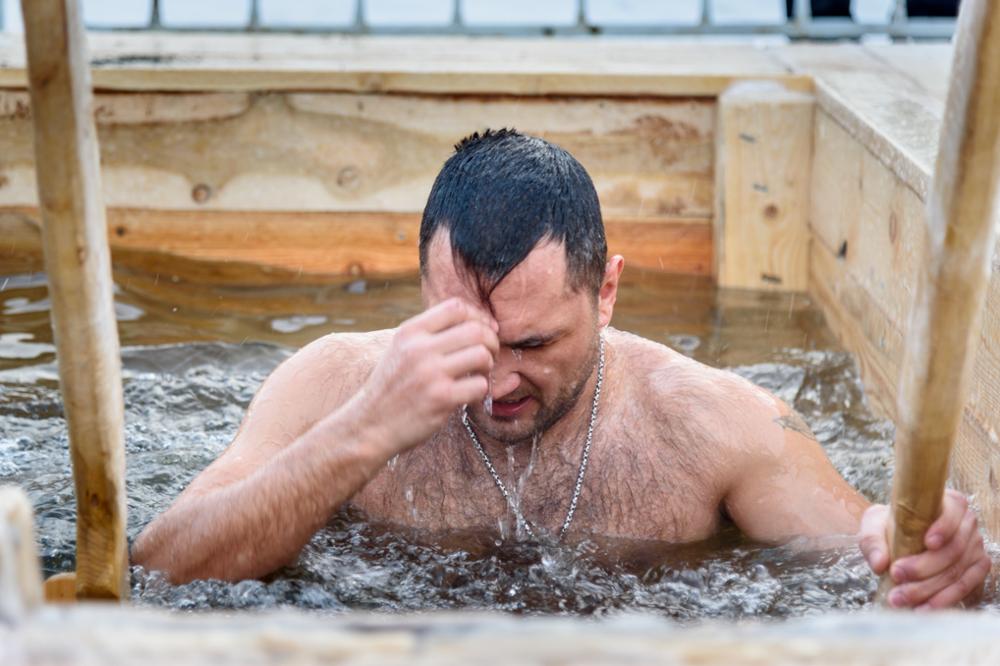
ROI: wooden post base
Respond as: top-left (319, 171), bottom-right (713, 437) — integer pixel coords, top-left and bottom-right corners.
top-left (43, 572), bottom-right (78, 603)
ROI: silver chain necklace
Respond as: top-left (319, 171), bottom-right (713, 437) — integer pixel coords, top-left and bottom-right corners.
top-left (460, 336), bottom-right (605, 541)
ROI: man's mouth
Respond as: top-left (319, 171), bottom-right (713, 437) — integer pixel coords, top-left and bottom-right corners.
top-left (489, 396), bottom-right (533, 418)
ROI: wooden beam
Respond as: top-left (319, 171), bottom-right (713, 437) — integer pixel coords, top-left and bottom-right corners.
top-left (771, 44), bottom-right (944, 200)
top-left (0, 34), bottom-right (810, 97)
top-left (0, 486), bottom-right (44, 618)
top-left (8, 605), bottom-right (1000, 664)
top-left (887, 0), bottom-right (1000, 561)
top-left (0, 90), bottom-right (716, 222)
top-left (714, 81), bottom-right (814, 292)
top-left (0, 209), bottom-right (713, 284)
top-left (20, 0), bottom-right (128, 600)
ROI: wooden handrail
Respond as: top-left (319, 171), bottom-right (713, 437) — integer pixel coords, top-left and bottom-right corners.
top-left (20, 0), bottom-right (129, 600)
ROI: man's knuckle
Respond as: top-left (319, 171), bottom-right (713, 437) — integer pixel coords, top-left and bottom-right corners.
top-left (448, 298), bottom-right (466, 316)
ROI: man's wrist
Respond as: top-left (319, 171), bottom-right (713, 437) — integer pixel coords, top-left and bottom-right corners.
top-left (312, 393), bottom-right (400, 475)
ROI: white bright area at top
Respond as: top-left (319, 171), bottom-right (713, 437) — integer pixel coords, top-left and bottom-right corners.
top-left (0, 0), bottom-right (899, 32)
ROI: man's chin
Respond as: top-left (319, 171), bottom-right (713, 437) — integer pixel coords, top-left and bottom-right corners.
top-left (467, 409), bottom-right (541, 445)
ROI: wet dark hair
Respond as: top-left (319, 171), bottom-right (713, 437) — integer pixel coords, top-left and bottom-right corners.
top-left (418, 128), bottom-right (607, 298)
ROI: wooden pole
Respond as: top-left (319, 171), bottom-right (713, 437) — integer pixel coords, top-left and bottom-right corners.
top-left (888, 0), bottom-right (1000, 563)
top-left (20, 0), bottom-right (129, 600)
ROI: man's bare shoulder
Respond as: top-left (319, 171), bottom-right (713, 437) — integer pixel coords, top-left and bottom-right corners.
top-left (608, 327), bottom-right (783, 441)
top-left (284, 327), bottom-right (393, 384)
top-left (292, 328), bottom-right (394, 374)
top-left (248, 328), bottom-right (395, 423)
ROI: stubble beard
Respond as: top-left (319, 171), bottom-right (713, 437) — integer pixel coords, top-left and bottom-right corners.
top-left (469, 337), bottom-right (601, 447)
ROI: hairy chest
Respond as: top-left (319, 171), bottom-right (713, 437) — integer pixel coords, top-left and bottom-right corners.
top-left (352, 423), bottom-right (724, 545)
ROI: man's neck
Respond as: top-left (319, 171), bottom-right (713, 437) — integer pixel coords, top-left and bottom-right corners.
top-left (469, 359), bottom-right (602, 479)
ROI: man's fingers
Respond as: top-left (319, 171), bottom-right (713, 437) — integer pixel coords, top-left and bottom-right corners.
top-left (450, 375), bottom-right (489, 406)
top-left (441, 345), bottom-right (494, 379)
top-left (858, 504), bottom-right (890, 574)
top-left (433, 320), bottom-right (499, 359)
top-left (916, 554), bottom-right (991, 610)
top-left (924, 489), bottom-right (968, 550)
top-left (891, 510), bottom-right (976, 584)
top-left (410, 298), bottom-right (497, 336)
top-left (887, 537), bottom-right (984, 608)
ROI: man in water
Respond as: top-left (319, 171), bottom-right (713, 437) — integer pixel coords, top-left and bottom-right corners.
top-left (134, 129), bottom-right (990, 609)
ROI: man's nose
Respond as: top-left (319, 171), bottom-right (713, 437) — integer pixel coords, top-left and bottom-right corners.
top-left (491, 347), bottom-right (521, 398)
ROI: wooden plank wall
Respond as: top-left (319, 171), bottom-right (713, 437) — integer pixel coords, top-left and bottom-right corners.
top-left (0, 90), bottom-right (714, 283)
top-left (809, 107), bottom-right (1000, 538)
top-left (714, 82), bottom-right (814, 292)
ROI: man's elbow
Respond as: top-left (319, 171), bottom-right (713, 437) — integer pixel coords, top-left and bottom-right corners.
top-left (130, 519), bottom-right (202, 585)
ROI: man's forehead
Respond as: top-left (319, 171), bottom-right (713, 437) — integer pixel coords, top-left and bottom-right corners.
top-left (423, 230), bottom-right (573, 329)
top-left (424, 231), bottom-right (570, 294)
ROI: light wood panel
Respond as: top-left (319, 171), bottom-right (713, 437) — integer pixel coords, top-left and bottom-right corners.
top-left (811, 112), bottom-right (928, 332)
top-left (0, 90), bottom-right (715, 222)
top-left (0, 209), bottom-right (712, 284)
top-left (0, 33), bottom-right (809, 96)
top-left (772, 44), bottom-right (945, 200)
top-left (955, 270), bottom-right (1000, 537)
top-left (805, 51), bottom-right (1000, 540)
top-left (714, 81), bottom-right (813, 291)
top-left (810, 239), bottom-right (904, 419)
top-left (863, 43), bottom-right (953, 101)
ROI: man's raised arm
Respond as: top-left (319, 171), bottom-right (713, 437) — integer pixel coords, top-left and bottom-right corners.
top-left (132, 298), bottom-right (498, 584)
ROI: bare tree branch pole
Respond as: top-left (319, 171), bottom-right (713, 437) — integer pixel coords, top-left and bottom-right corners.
top-left (20, 0), bottom-right (128, 600)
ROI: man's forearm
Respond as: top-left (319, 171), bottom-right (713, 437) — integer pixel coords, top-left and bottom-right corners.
top-left (132, 408), bottom-right (390, 584)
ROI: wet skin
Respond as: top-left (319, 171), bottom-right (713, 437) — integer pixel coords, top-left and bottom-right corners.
top-left (133, 232), bottom-right (991, 610)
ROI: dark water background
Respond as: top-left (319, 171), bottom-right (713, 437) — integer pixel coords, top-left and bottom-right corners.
top-left (1, 268), bottom-right (992, 618)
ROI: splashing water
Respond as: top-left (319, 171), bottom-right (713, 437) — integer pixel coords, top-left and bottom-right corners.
top-left (483, 371), bottom-right (494, 416)
top-left (2, 269), bottom-right (997, 617)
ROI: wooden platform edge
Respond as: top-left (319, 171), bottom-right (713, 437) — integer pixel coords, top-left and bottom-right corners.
top-left (6, 606), bottom-right (1000, 665)
top-left (0, 34), bottom-right (814, 97)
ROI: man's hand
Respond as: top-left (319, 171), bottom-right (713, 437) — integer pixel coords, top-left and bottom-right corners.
top-left (354, 297), bottom-right (499, 456)
top-left (859, 489), bottom-right (992, 609)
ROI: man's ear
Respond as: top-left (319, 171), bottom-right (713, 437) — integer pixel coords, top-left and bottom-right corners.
top-left (597, 255), bottom-right (625, 328)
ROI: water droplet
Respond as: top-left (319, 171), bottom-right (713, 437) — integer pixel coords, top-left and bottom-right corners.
top-left (483, 370), bottom-right (494, 416)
